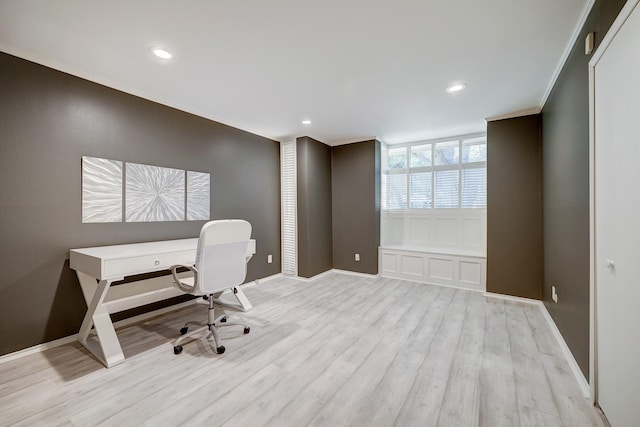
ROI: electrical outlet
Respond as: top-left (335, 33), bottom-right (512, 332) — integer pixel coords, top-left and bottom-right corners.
top-left (355, 253), bottom-right (360, 262)
top-left (267, 254), bottom-right (272, 264)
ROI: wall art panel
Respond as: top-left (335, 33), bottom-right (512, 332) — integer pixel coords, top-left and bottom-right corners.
top-left (187, 171), bottom-right (210, 221)
top-left (126, 163), bottom-right (185, 222)
top-left (82, 156), bottom-right (123, 223)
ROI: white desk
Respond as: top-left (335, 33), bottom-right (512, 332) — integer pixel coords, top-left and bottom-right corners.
top-left (70, 238), bottom-right (256, 367)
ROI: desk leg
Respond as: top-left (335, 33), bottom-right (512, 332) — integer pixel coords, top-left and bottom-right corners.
top-left (77, 273), bottom-right (125, 368)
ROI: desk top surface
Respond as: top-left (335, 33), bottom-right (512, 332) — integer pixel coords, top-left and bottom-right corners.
top-left (70, 238), bottom-right (199, 260)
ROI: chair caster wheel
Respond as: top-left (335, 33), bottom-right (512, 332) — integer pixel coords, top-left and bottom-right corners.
top-left (244, 327), bottom-right (251, 334)
top-left (174, 345), bottom-right (183, 355)
top-left (220, 316), bottom-right (227, 323)
top-left (180, 327), bottom-right (188, 335)
top-left (216, 345), bottom-right (226, 354)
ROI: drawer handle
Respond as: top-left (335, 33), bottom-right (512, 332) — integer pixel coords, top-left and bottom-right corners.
top-left (155, 260), bottom-right (160, 266)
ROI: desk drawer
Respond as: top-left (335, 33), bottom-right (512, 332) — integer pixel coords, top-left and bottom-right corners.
top-left (104, 249), bottom-right (196, 278)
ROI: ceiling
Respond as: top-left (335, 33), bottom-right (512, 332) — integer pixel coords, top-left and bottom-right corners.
top-left (0, 0), bottom-right (590, 145)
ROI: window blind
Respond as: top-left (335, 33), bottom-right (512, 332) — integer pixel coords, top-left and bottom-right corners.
top-left (462, 167), bottom-right (487, 208)
top-left (387, 173), bottom-right (408, 209)
top-left (381, 173), bottom-right (388, 210)
top-left (434, 169), bottom-right (459, 208)
top-left (410, 172), bottom-right (432, 208)
top-left (281, 140), bottom-right (297, 276)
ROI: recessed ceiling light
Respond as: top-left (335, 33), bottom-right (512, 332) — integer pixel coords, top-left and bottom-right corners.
top-left (302, 120), bottom-right (311, 125)
top-left (445, 83), bottom-right (466, 93)
top-left (151, 48), bottom-right (172, 59)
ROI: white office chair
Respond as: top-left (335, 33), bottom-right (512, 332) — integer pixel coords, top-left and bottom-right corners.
top-left (170, 219), bottom-right (252, 355)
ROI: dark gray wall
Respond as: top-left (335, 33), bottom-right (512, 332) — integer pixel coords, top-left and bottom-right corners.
top-left (331, 140), bottom-right (380, 274)
top-left (541, 0), bottom-right (626, 378)
top-left (487, 115), bottom-right (542, 300)
top-left (296, 136), bottom-right (333, 278)
top-left (0, 52), bottom-right (281, 356)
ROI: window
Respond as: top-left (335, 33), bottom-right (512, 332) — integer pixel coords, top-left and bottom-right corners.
top-left (434, 141), bottom-right (459, 165)
top-left (388, 147), bottom-right (407, 169)
top-left (410, 144), bottom-right (432, 167)
top-left (382, 136), bottom-right (487, 209)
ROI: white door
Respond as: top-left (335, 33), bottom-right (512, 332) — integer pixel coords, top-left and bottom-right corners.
top-left (593, 1), bottom-right (640, 425)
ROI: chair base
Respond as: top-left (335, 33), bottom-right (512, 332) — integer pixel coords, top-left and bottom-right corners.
top-left (173, 295), bottom-right (250, 355)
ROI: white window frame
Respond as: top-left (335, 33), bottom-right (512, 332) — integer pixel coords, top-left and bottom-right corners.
top-left (382, 133), bottom-right (487, 210)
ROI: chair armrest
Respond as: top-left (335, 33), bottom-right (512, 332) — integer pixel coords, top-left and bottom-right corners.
top-left (170, 264), bottom-right (199, 294)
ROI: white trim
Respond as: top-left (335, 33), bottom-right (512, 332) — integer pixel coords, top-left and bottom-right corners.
top-left (483, 292), bottom-right (540, 305)
top-left (330, 269), bottom-right (379, 279)
top-left (484, 107), bottom-right (541, 123)
top-left (412, 277), bottom-right (484, 293)
top-left (252, 273), bottom-right (283, 285)
top-left (293, 268), bottom-right (380, 282)
top-left (588, 32), bottom-right (598, 406)
top-left (539, 303), bottom-right (591, 399)
top-left (294, 269), bottom-right (336, 282)
top-left (330, 137), bottom-right (378, 147)
top-left (588, 0), bottom-right (640, 406)
top-left (0, 276), bottom-right (273, 365)
top-left (0, 334), bottom-right (79, 364)
top-left (539, 0), bottom-right (596, 108)
top-left (589, 0), bottom-right (639, 67)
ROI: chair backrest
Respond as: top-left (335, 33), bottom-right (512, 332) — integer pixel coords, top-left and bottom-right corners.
top-left (193, 219), bottom-right (252, 295)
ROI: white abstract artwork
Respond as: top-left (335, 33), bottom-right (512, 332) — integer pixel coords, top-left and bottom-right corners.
top-left (187, 171), bottom-right (210, 221)
top-left (126, 163), bottom-right (185, 222)
top-left (82, 156), bottom-right (123, 223)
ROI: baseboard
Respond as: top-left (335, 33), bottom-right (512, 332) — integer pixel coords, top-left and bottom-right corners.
top-left (330, 269), bottom-right (379, 279)
top-left (295, 269), bottom-right (380, 282)
top-left (0, 334), bottom-right (80, 364)
top-left (539, 303), bottom-right (590, 399)
top-left (483, 292), bottom-right (541, 305)
top-left (295, 269), bottom-right (336, 282)
top-left (252, 273), bottom-right (282, 286)
top-left (0, 274), bottom-right (279, 365)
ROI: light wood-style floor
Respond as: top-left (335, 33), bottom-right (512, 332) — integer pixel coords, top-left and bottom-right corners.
top-left (0, 273), bottom-right (608, 426)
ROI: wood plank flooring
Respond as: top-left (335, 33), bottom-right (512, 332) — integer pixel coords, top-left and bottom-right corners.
top-left (0, 273), bottom-right (608, 426)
